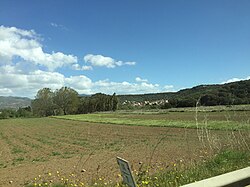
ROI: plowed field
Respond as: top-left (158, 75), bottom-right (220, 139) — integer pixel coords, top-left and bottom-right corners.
top-left (0, 116), bottom-right (249, 186)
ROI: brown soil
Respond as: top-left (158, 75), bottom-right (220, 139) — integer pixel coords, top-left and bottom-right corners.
top-left (0, 118), bottom-right (247, 187)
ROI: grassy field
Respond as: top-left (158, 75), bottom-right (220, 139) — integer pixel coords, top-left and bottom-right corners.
top-left (54, 108), bottom-right (250, 130)
top-left (0, 107), bottom-right (249, 186)
top-left (118, 104), bottom-right (250, 113)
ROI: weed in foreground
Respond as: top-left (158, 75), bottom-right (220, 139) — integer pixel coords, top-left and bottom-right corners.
top-left (150, 150), bottom-right (250, 187)
top-left (24, 150), bottom-right (250, 187)
top-left (25, 171), bottom-right (86, 187)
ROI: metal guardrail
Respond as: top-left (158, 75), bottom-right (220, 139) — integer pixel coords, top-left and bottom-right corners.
top-left (181, 166), bottom-right (250, 187)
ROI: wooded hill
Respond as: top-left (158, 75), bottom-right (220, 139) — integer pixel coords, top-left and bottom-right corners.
top-left (118, 79), bottom-right (250, 108)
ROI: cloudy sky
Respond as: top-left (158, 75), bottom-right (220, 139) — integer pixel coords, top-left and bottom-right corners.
top-left (0, 0), bottom-right (250, 98)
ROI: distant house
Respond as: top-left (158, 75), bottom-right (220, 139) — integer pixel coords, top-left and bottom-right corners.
top-left (122, 99), bottom-right (168, 107)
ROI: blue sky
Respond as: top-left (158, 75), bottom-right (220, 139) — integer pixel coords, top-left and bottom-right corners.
top-left (0, 0), bottom-right (250, 97)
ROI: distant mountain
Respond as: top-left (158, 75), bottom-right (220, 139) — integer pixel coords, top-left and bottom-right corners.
top-left (118, 79), bottom-right (250, 107)
top-left (0, 96), bottom-right (31, 109)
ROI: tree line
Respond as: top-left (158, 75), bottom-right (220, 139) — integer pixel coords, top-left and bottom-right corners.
top-left (0, 87), bottom-right (118, 119)
top-left (0, 106), bottom-right (32, 119)
top-left (31, 87), bottom-right (118, 117)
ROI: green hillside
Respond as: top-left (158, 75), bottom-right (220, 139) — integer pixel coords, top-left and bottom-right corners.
top-left (118, 79), bottom-right (250, 107)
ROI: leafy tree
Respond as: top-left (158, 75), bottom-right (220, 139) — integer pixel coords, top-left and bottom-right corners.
top-left (200, 94), bottom-right (219, 106)
top-left (31, 88), bottom-right (55, 116)
top-left (176, 97), bottom-right (196, 107)
top-left (77, 93), bottom-right (118, 114)
top-left (111, 93), bottom-right (118, 111)
top-left (0, 109), bottom-right (16, 119)
top-left (160, 102), bottom-right (172, 109)
top-left (16, 106), bottom-right (32, 118)
top-left (53, 87), bottom-right (79, 115)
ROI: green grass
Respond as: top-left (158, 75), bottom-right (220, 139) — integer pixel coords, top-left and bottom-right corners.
top-left (32, 157), bottom-right (47, 162)
top-left (51, 151), bottom-right (61, 156)
top-left (11, 146), bottom-right (27, 154)
top-left (24, 150), bottom-right (250, 187)
top-left (12, 157), bottom-right (25, 165)
top-left (53, 112), bottom-right (250, 130)
top-left (0, 162), bottom-right (6, 168)
top-left (152, 150), bottom-right (250, 186)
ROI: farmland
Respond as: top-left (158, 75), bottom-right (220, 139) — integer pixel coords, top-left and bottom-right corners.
top-left (0, 107), bottom-right (250, 186)
top-left (55, 107), bottom-right (250, 130)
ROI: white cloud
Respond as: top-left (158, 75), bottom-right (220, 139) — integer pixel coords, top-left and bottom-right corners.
top-left (28, 70), bottom-right (65, 89)
top-left (72, 64), bottom-right (93, 71)
top-left (0, 25), bottom-right (77, 71)
top-left (72, 64), bottom-right (81, 70)
top-left (0, 88), bottom-right (13, 96)
top-left (50, 22), bottom-right (68, 30)
top-left (0, 64), bottom-right (173, 97)
top-left (135, 77), bottom-right (148, 82)
top-left (0, 65), bottom-right (91, 97)
top-left (124, 61), bottom-right (136, 66)
top-left (82, 66), bottom-right (93, 70)
top-left (0, 66), bottom-right (66, 97)
top-left (0, 26), bottom-right (174, 98)
top-left (92, 79), bottom-right (161, 95)
top-left (83, 54), bottom-right (136, 68)
top-left (65, 75), bottom-right (92, 94)
top-left (222, 76), bottom-right (250, 84)
top-left (50, 23), bottom-right (58, 27)
top-left (163, 85), bottom-right (174, 92)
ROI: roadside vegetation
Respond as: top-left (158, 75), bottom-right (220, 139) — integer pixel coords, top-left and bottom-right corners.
top-left (25, 150), bottom-right (250, 187)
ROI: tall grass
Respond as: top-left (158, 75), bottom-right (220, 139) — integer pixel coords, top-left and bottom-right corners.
top-left (25, 150), bottom-right (250, 187)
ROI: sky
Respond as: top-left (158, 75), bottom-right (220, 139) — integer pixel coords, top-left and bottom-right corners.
top-left (0, 0), bottom-right (250, 98)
